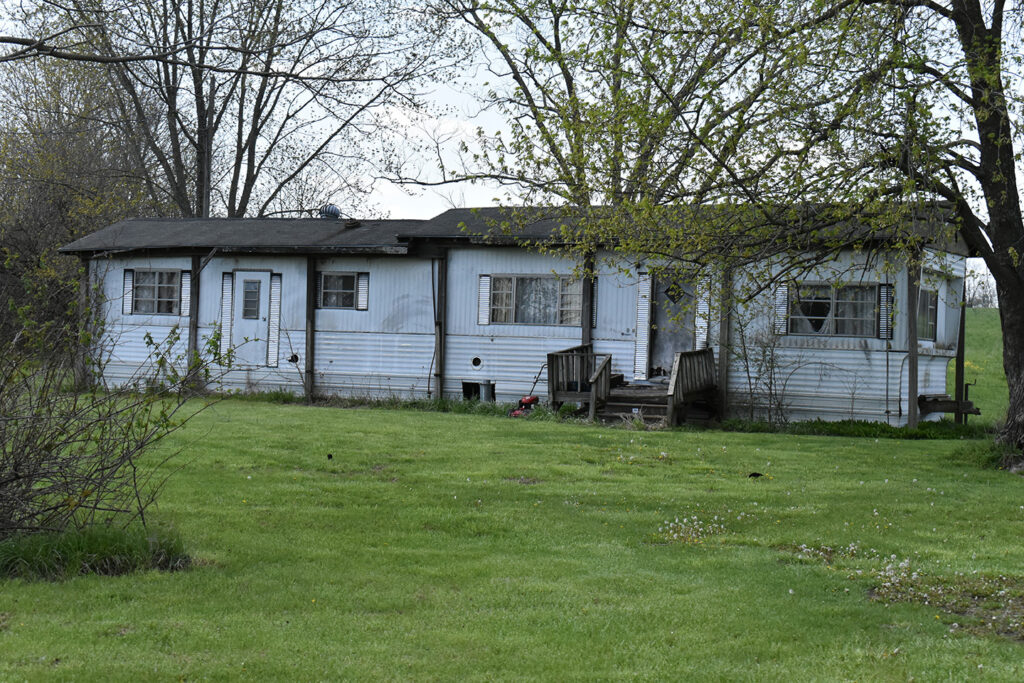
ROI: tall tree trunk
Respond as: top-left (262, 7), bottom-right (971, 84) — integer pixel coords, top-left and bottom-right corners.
top-left (997, 284), bottom-right (1024, 450)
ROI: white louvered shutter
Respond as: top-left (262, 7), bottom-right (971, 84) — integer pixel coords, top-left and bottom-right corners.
top-left (695, 284), bottom-right (711, 350)
top-left (179, 270), bottom-right (191, 318)
top-left (267, 274), bottom-right (282, 367)
top-left (477, 275), bottom-right (491, 325)
top-left (633, 272), bottom-right (652, 380)
top-left (773, 283), bottom-right (790, 335)
top-left (878, 283), bottom-right (894, 340)
top-left (356, 272), bottom-right (369, 310)
top-left (219, 272), bottom-right (233, 361)
top-left (122, 269), bottom-right (134, 315)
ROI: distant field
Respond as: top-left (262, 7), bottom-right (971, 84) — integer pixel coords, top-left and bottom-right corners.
top-left (958, 307), bottom-right (1007, 428)
top-left (2, 397), bottom-right (1023, 679)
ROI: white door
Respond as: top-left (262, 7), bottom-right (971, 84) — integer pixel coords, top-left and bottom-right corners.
top-left (232, 271), bottom-right (271, 367)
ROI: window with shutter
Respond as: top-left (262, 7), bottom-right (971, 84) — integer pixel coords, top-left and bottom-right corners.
top-left (318, 271), bottom-right (369, 310)
top-left (481, 274), bottom-right (584, 325)
top-left (130, 270), bottom-right (181, 315)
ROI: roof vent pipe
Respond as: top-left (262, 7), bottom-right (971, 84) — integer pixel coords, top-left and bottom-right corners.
top-left (319, 204), bottom-right (341, 220)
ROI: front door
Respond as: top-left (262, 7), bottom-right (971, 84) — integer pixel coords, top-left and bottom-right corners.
top-left (232, 271), bottom-right (271, 367)
top-left (649, 277), bottom-right (694, 378)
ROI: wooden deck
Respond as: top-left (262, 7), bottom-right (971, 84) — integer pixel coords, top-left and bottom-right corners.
top-left (546, 344), bottom-right (718, 425)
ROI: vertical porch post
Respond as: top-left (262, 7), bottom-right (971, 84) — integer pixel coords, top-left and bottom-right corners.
top-left (717, 266), bottom-right (733, 418)
top-left (955, 278), bottom-right (967, 424)
top-left (581, 255), bottom-right (594, 347)
top-left (305, 256), bottom-right (317, 402)
top-left (434, 254), bottom-right (448, 399)
top-left (907, 261), bottom-right (920, 428)
top-left (73, 256), bottom-right (92, 390)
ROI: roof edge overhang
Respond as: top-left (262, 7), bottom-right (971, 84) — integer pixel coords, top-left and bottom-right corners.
top-left (60, 245), bottom-right (410, 258)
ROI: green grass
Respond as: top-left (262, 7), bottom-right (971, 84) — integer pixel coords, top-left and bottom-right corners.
top-left (0, 526), bottom-right (188, 580)
top-left (2, 401), bottom-right (1024, 680)
top-left (958, 307), bottom-right (1008, 429)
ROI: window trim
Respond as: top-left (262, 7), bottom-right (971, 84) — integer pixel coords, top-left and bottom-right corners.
top-left (787, 282), bottom-right (879, 338)
top-left (242, 279), bottom-right (261, 319)
top-left (131, 269), bottom-right (182, 316)
top-left (917, 288), bottom-right (938, 342)
top-left (487, 274), bottom-right (584, 326)
top-left (318, 271), bottom-right (368, 311)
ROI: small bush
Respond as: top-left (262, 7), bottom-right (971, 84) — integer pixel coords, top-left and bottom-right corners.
top-left (721, 418), bottom-right (989, 440)
top-left (948, 440), bottom-right (1022, 470)
top-left (234, 391), bottom-right (565, 420)
top-left (0, 525), bottom-right (189, 581)
top-left (232, 389), bottom-right (304, 404)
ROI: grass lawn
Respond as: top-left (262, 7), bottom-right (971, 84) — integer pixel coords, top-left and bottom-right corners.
top-left (1, 306), bottom-right (1016, 680)
top-left (3, 399), bottom-right (1024, 680)
top-left (958, 307), bottom-right (1008, 429)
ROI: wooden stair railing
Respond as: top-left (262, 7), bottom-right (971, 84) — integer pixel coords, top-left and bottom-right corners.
top-left (665, 348), bottom-right (718, 426)
top-left (587, 354), bottom-right (612, 421)
top-left (547, 343), bottom-right (610, 418)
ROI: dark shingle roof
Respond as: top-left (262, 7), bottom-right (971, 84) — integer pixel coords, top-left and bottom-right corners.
top-left (59, 217), bottom-right (433, 255)
top-left (58, 208), bottom-right (569, 256)
top-left (60, 205), bottom-right (970, 257)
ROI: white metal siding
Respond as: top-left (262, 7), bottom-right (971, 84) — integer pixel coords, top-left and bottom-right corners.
top-left (725, 347), bottom-right (953, 425)
top-left (314, 257), bottom-right (433, 334)
top-left (315, 331), bottom-right (435, 397)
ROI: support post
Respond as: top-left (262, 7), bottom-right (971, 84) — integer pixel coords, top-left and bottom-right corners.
top-left (305, 257), bottom-right (317, 402)
top-left (73, 256), bottom-right (91, 390)
top-left (717, 266), bottom-right (733, 418)
top-left (581, 254), bottom-right (595, 347)
top-left (433, 254), bottom-right (448, 399)
top-left (907, 262), bottom-right (920, 428)
top-left (187, 255), bottom-right (200, 361)
top-left (955, 278), bottom-right (967, 424)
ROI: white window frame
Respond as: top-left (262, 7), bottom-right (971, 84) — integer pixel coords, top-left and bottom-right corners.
top-left (319, 271), bottom-right (368, 310)
top-left (917, 288), bottom-right (938, 341)
top-left (242, 279), bottom-right (261, 319)
top-left (132, 269), bottom-right (181, 316)
top-left (788, 282), bottom-right (878, 338)
top-left (488, 274), bottom-right (583, 326)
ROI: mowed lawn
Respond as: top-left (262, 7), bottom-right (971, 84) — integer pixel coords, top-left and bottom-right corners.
top-left (958, 307), bottom-right (1008, 429)
top-left (1, 306), bottom-right (1018, 680)
top-left (3, 402), bottom-right (1024, 680)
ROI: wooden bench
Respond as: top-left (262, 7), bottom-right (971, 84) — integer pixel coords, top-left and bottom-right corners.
top-left (918, 393), bottom-right (980, 417)
top-left (665, 348), bottom-right (718, 426)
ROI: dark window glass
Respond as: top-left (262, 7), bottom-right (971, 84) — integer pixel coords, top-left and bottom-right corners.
top-left (322, 273), bottom-right (356, 309)
top-left (789, 284), bottom-right (875, 337)
top-left (918, 289), bottom-right (937, 341)
top-left (133, 270), bottom-right (180, 315)
top-left (243, 280), bottom-right (260, 319)
top-left (489, 276), bottom-right (582, 326)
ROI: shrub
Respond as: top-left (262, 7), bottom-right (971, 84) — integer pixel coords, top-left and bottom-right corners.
top-left (720, 418), bottom-right (988, 440)
top-left (2, 269), bottom-right (225, 540)
top-left (0, 525), bottom-right (188, 580)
